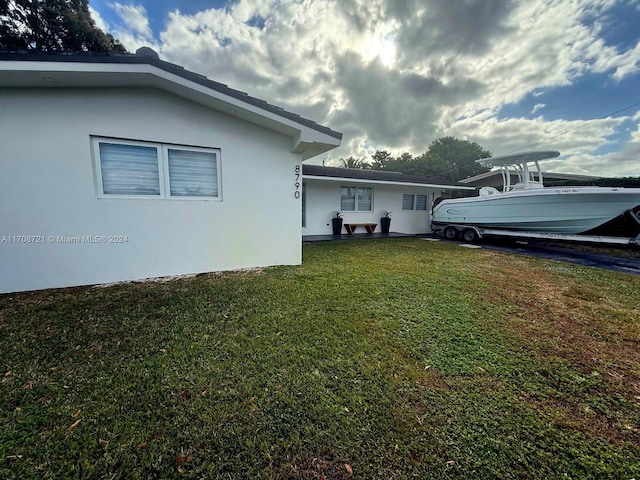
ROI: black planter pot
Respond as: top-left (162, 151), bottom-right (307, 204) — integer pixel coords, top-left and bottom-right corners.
top-left (381, 217), bottom-right (391, 234)
top-left (332, 217), bottom-right (343, 235)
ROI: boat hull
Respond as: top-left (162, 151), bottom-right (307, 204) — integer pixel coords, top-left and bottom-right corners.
top-left (432, 187), bottom-right (640, 234)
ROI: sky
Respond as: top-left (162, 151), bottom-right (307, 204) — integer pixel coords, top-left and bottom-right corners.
top-left (88, 0), bottom-right (640, 178)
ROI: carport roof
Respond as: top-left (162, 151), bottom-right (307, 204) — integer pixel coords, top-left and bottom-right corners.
top-left (302, 165), bottom-right (475, 190)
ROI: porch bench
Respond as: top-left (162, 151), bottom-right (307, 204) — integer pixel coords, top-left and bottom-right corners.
top-left (343, 223), bottom-right (377, 235)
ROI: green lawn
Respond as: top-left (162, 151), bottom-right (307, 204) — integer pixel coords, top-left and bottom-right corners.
top-left (1, 239), bottom-right (639, 479)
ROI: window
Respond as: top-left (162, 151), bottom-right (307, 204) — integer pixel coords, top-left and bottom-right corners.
top-left (302, 182), bottom-right (306, 227)
top-left (341, 186), bottom-right (356, 211)
top-left (403, 193), bottom-right (428, 210)
top-left (402, 194), bottom-right (414, 210)
top-left (99, 142), bottom-right (161, 196)
top-left (358, 187), bottom-right (372, 211)
top-left (341, 186), bottom-right (373, 212)
top-left (92, 137), bottom-right (221, 200)
top-left (167, 148), bottom-right (218, 197)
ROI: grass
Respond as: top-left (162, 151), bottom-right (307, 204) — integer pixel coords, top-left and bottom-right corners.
top-left (1, 238), bottom-right (639, 479)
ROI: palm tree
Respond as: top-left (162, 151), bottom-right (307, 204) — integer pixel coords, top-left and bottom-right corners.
top-left (339, 156), bottom-right (370, 169)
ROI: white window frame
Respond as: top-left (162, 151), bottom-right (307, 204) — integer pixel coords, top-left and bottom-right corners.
top-left (91, 136), bottom-right (222, 201)
top-left (340, 185), bottom-right (373, 212)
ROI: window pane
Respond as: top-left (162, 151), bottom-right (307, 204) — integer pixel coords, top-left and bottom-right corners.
top-left (358, 187), bottom-right (372, 211)
top-left (168, 149), bottom-right (218, 197)
top-left (99, 143), bottom-right (160, 195)
top-left (402, 194), bottom-right (414, 210)
top-left (341, 186), bottom-right (356, 211)
top-left (302, 182), bottom-right (306, 227)
top-left (416, 194), bottom-right (428, 210)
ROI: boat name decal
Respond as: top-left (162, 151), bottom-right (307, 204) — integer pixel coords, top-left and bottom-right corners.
top-left (446, 208), bottom-right (469, 214)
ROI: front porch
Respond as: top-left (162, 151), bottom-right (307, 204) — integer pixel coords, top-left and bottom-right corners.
top-left (303, 232), bottom-right (433, 242)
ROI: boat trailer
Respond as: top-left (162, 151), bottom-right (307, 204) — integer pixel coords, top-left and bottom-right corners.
top-left (432, 208), bottom-right (640, 246)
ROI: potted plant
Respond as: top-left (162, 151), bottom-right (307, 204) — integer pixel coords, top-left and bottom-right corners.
top-left (331, 210), bottom-right (343, 235)
top-left (381, 210), bottom-right (391, 234)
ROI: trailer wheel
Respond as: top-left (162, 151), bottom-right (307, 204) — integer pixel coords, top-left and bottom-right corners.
top-left (444, 226), bottom-right (458, 240)
top-left (462, 228), bottom-right (479, 243)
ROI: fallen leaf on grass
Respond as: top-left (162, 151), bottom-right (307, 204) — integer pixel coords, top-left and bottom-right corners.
top-left (175, 454), bottom-right (193, 465)
top-left (73, 409), bottom-right (81, 418)
top-left (68, 419), bottom-right (81, 430)
top-left (135, 441), bottom-right (148, 451)
top-left (345, 463), bottom-right (353, 474)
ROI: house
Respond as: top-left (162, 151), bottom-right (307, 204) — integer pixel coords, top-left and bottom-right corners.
top-left (302, 165), bottom-right (475, 235)
top-left (0, 48), bottom-right (341, 293)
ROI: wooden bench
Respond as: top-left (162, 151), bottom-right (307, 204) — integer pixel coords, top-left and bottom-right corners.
top-left (344, 223), bottom-right (377, 235)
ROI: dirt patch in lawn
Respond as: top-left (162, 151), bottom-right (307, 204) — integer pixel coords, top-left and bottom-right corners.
top-left (477, 252), bottom-right (640, 444)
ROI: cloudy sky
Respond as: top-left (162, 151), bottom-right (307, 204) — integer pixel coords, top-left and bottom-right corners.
top-left (88, 0), bottom-right (640, 178)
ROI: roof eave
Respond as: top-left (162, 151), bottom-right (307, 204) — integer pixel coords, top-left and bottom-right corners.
top-left (302, 174), bottom-right (475, 190)
top-left (0, 57), bottom-right (342, 158)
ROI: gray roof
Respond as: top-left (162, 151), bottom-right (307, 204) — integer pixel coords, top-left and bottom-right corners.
top-left (0, 50), bottom-right (342, 140)
top-left (303, 164), bottom-right (473, 188)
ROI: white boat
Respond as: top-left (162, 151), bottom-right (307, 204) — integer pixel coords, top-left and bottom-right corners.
top-left (432, 151), bottom-right (640, 234)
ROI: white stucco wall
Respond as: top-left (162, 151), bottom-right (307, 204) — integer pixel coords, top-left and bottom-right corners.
top-left (0, 87), bottom-right (302, 293)
top-left (302, 178), bottom-right (441, 235)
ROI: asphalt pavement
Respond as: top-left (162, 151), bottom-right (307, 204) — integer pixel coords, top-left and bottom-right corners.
top-left (459, 238), bottom-right (640, 276)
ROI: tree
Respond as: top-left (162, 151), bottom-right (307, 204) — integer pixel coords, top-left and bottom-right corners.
top-left (0, 0), bottom-right (126, 52)
top-left (370, 150), bottom-right (392, 170)
top-left (339, 156), bottom-right (370, 169)
top-left (427, 137), bottom-right (491, 179)
top-left (378, 151), bottom-right (457, 179)
top-left (409, 152), bottom-right (457, 179)
top-left (366, 138), bottom-right (491, 181)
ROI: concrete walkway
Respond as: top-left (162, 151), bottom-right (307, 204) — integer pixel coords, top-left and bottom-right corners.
top-left (303, 232), bottom-right (431, 242)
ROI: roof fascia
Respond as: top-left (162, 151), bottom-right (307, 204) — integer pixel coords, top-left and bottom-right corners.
top-left (0, 59), bottom-right (341, 159)
top-left (302, 174), bottom-right (476, 190)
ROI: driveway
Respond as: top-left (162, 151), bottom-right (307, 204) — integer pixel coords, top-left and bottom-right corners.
top-left (457, 238), bottom-right (640, 276)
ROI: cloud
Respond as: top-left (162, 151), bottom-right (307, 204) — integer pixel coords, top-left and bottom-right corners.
top-left (112, 3), bottom-right (152, 38)
top-left (93, 0), bottom-right (640, 176)
top-left (88, 6), bottom-right (109, 33)
top-left (101, 2), bottom-right (156, 52)
top-left (531, 103), bottom-right (545, 114)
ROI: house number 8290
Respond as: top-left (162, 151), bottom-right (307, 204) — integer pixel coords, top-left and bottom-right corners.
top-left (294, 165), bottom-right (301, 198)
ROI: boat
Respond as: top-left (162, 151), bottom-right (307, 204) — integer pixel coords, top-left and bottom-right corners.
top-left (431, 150), bottom-right (640, 234)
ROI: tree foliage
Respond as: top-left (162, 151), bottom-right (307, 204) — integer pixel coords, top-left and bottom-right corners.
top-left (545, 176), bottom-right (640, 188)
top-left (427, 137), bottom-right (491, 178)
top-left (339, 156), bottom-right (370, 169)
top-left (363, 137), bottom-right (492, 181)
top-left (0, 0), bottom-right (126, 52)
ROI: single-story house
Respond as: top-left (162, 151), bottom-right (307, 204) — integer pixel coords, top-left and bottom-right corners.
top-left (302, 165), bottom-right (475, 235)
top-left (0, 48), bottom-right (342, 293)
